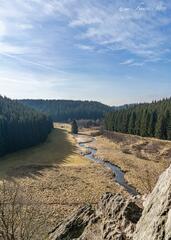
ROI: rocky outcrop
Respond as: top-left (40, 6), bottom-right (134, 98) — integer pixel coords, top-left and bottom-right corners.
top-left (133, 165), bottom-right (171, 240)
top-left (49, 193), bottom-right (142, 240)
top-left (49, 164), bottom-right (171, 240)
top-left (49, 204), bottom-right (95, 240)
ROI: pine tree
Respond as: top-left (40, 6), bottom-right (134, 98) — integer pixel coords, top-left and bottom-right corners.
top-left (148, 110), bottom-right (157, 137)
top-left (0, 96), bottom-right (53, 156)
top-left (128, 112), bottom-right (136, 134)
top-left (20, 100), bottom-right (110, 122)
top-left (155, 114), bottom-right (167, 139)
top-left (165, 110), bottom-right (171, 140)
top-left (71, 120), bottom-right (78, 134)
top-left (140, 109), bottom-right (149, 137)
top-left (167, 119), bottom-right (171, 140)
top-left (104, 98), bottom-right (171, 141)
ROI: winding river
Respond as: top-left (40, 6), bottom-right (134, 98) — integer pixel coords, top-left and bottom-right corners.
top-left (79, 141), bottom-right (139, 196)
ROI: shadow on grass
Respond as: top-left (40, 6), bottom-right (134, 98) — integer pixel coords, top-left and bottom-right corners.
top-left (0, 128), bottom-right (77, 179)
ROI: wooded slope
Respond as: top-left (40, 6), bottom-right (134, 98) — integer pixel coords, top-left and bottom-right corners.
top-left (105, 98), bottom-right (171, 140)
top-left (20, 99), bottom-right (110, 122)
top-left (0, 96), bottom-right (53, 156)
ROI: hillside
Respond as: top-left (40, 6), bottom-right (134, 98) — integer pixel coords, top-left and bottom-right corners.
top-left (105, 98), bottom-right (171, 141)
top-left (0, 96), bottom-right (53, 156)
top-left (20, 99), bottom-right (110, 122)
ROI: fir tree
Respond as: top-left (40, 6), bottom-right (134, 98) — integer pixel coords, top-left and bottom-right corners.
top-left (20, 100), bottom-right (110, 122)
top-left (71, 120), bottom-right (78, 134)
top-left (165, 110), bottom-right (171, 140)
top-left (104, 98), bottom-right (171, 141)
top-left (148, 110), bottom-right (157, 137)
top-left (128, 112), bottom-right (136, 134)
top-left (0, 96), bottom-right (53, 157)
top-left (155, 115), bottom-right (167, 139)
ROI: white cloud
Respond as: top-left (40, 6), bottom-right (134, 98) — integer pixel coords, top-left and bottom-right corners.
top-left (0, 43), bottom-right (28, 55)
top-left (0, 0), bottom-right (170, 68)
top-left (77, 44), bottom-right (94, 51)
top-left (130, 62), bottom-right (144, 67)
top-left (16, 23), bottom-right (33, 30)
top-left (120, 59), bottom-right (145, 67)
top-left (0, 21), bottom-right (6, 36)
top-left (120, 59), bottom-right (134, 65)
top-left (0, 68), bottom-right (69, 99)
top-left (48, 0), bottom-right (170, 60)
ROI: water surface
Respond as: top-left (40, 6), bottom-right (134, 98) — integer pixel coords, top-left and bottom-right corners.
top-left (80, 142), bottom-right (139, 196)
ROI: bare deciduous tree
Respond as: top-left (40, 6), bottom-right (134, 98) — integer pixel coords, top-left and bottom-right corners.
top-left (0, 181), bottom-right (52, 240)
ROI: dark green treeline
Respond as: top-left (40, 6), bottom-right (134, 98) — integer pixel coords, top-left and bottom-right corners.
top-left (0, 96), bottom-right (53, 156)
top-left (105, 98), bottom-right (171, 140)
top-left (20, 99), bottom-right (110, 122)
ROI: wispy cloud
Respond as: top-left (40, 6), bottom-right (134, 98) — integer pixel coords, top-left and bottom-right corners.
top-left (0, 68), bottom-right (70, 99)
top-left (130, 62), bottom-right (144, 67)
top-left (0, 0), bottom-right (170, 103)
top-left (49, 0), bottom-right (171, 60)
top-left (0, 21), bottom-right (6, 37)
top-left (77, 44), bottom-right (95, 51)
top-left (120, 59), bottom-right (134, 65)
top-left (0, 43), bottom-right (28, 55)
top-left (0, 0), bottom-right (170, 64)
top-left (0, 52), bottom-right (64, 72)
top-left (16, 23), bottom-right (33, 30)
top-left (120, 59), bottom-right (145, 67)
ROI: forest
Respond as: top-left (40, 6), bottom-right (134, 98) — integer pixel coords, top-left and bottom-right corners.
top-left (20, 99), bottom-right (110, 122)
top-left (105, 98), bottom-right (171, 140)
top-left (0, 96), bottom-right (53, 156)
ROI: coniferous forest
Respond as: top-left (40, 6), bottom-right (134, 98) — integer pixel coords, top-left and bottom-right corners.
top-left (0, 95), bottom-right (171, 159)
top-left (105, 98), bottom-right (171, 140)
top-left (20, 99), bottom-right (110, 122)
top-left (0, 96), bottom-right (53, 156)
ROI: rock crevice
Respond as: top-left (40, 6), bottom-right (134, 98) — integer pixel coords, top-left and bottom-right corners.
top-left (49, 193), bottom-right (142, 240)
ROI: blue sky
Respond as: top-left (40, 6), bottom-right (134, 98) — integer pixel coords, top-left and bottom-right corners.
top-left (0, 0), bottom-right (171, 105)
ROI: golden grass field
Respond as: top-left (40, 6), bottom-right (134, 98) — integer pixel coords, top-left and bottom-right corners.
top-left (0, 123), bottom-right (170, 238)
top-left (0, 124), bottom-right (122, 237)
top-left (0, 124), bottom-right (87, 177)
top-left (79, 128), bottom-right (171, 194)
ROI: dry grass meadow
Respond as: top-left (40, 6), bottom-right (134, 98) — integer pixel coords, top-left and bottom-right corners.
top-left (0, 124), bottom-right (170, 238)
top-left (80, 129), bottom-right (171, 194)
top-left (0, 124), bottom-right (122, 238)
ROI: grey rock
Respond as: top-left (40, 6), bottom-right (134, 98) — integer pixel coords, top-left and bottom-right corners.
top-left (133, 165), bottom-right (171, 240)
top-left (49, 164), bottom-right (171, 240)
top-left (49, 193), bottom-right (142, 240)
top-left (49, 204), bottom-right (95, 240)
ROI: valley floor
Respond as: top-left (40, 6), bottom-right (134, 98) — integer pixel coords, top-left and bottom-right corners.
top-left (78, 128), bottom-right (171, 194)
top-left (0, 124), bottom-right (122, 238)
top-left (0, 124), bottom-right (170, 238)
